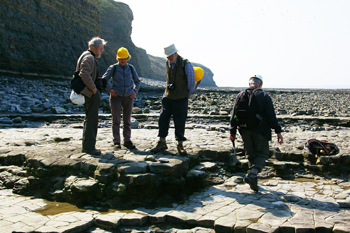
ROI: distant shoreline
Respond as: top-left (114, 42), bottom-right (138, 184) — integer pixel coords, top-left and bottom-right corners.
top-left (215, 86), bottom-right (350, 91)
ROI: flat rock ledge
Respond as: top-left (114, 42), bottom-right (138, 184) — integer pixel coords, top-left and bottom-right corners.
top-left (1, 123), bottom-right (350, 232)
top-left (1, 177), bottom-right (350, 233)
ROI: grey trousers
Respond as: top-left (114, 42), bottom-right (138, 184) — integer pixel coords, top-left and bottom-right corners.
top-left (82, 90), bottom-right (101, 150)
top-left (110, 95), bottom-right (134, 144)
top-left (239, 128), bottom-right (269, 171)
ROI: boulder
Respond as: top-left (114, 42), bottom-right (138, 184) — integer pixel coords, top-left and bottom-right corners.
top-left (52, 107), bottom-right (66, 114)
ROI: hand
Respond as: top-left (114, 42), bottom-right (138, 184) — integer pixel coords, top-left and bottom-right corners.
top-left (230, 134), bottom-right (236, 142)
top-left (130, 92), bottom-right (136, 99)
top-left (109, 89), bottom-right (118, 97)
top-left (92, 88), bottom-right (97, 94)
top-left (277, 133), bottom-right (283, 144)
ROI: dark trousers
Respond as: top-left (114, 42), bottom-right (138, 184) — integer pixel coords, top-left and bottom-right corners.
top-left (158, 97), bottom-right (188, 141)
top-left (110, 95), bottom-right (134, 144)
top-left (239, 128), bottom-right (269, 171)
top-left (82, 90), bottom-right (101, 150)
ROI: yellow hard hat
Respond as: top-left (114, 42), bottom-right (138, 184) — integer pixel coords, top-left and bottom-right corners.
top-left (193, 66), bottom-right (204, 83)
top-left (116, 47), bottom-right (130, 59)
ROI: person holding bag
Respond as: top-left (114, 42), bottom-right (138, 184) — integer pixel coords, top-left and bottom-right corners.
top-left (102, 47), bottom-right (140, 150)
top-left (77, 37), bottom-right (107, 155)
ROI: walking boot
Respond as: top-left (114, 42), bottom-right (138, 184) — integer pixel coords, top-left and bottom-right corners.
top-left (124, 141), bottom-right (136, 149)
top-left (245, 173), bottom-right (259, 192)
top-left (177, 143), bottom-right (187, 155)
top-left (151, 141), bottom-right (168, 153)
top-left (113, 143), bottom-right (121, 150)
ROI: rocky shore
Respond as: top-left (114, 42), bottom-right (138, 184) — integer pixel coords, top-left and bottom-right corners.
top-left (2, 76), bottom-right (350, 119)
top-left (1, 76), bottom-right (350, 232)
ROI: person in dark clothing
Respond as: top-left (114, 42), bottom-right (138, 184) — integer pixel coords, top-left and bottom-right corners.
top-left (151, 44), bottom-right (196, 155)
top-left (230, 75), bottom-right (283, 192)
top-left (101, 47), bottom-right (140, 150)
top-left (78, 37), bottom-right (107, 155)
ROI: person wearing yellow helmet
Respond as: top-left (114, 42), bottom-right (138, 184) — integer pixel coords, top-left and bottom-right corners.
top-left (102, 47), bottom-right (141, 150)
top-left (193, 66), bottom-right (204, 84)
top-left (193, 66), bottom-right (204, 93)
top-left (151, 44), bottom-right (196, 155)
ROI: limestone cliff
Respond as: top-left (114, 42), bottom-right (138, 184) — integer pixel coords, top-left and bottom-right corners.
top-left (99, 0), bottom-right (151, 78)
top-left (0, 0), bottom-right (100, 78)
top-left (0, 0), bottom-right (217, 87)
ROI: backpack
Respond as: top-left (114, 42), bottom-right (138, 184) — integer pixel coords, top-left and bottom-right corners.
top-left (234, 88), bottom-right (262, 129)
top-left (70, 52), bottom-right (90, 94)
top-left (305, 139), bottom-right (339, 156)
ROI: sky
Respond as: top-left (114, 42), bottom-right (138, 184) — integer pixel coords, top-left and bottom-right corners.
top-left (116, 0), bottom-right (350, 89)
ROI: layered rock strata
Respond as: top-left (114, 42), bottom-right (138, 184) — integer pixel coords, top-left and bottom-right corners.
top-left (0, 0), bottom-right (216, 86)
top-left (0, 0), bottom-right (100, 78)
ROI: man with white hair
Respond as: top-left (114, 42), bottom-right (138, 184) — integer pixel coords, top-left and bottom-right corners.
top-left (77, 36), bottom-right (107, 155)
top-left (151, 44), bottom-right (196, 155)
top-left (230, 75), bottom-right (283, 192)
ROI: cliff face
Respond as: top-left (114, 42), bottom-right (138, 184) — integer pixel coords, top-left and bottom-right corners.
top-left (99, 0), bottom-right (151, 77)
top-left (0, 0), bottom-right (217, 87)
top-left (0, 0), bottom-right (100, 78)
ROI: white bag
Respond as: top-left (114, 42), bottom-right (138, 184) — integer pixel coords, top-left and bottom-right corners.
top-left (70, 90), bottom-right (85, 105)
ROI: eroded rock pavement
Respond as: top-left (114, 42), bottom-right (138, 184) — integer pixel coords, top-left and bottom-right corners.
top-left (1, 124), bottom-right (350, 232)
top-left (1, 176), bottom-right (350, 233)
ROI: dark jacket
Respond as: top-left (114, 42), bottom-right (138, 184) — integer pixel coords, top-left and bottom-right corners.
top-left (165, 55), bottom-right (189, 100)
top-left (230, 86), bottom-right (282, 140)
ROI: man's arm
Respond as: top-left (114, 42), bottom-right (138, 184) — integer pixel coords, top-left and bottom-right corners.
top-left (230, 110), bottom-right (237, 142)
top-left (131, 65), bottom-right (141, 94)
top-left (229, 92), bottom-right (241, 140)
top-left (264, 93), bottom-right (283, 144)
top-left (265, 94), bottom-right (282, 134)
top-left (101, 64), bottom-right (114, 92)
top-left (229, 134), bottom-right (236, 142)
top-left (80, 56), bottom-right (97, 93)
top-left (185, 62), bottom-right (196, 96)
top-left (101, 65), bottom-right (117, 97)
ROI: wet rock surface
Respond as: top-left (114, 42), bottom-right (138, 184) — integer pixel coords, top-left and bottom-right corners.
top-left (1, 76), bottom-right (350, 232)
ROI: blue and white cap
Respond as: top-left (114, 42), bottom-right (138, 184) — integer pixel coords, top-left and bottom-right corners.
top-left (250, 74), bottom-right (263, 84)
